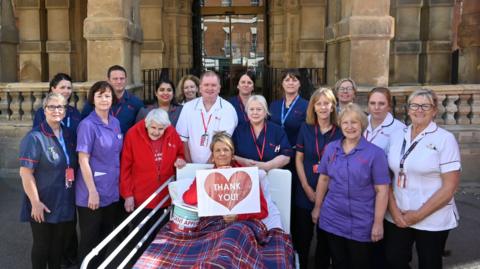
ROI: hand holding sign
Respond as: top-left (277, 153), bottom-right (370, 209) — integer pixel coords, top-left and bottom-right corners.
top-left (196, 167), bottom-right (260, 217)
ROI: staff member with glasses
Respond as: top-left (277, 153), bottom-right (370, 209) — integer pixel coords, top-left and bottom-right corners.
top-left (385, 88), bottom-right (461, 269)
top-left (334, 78), bottom-right (357, 112)
top-left (19, 93), bottom-right (78, 269)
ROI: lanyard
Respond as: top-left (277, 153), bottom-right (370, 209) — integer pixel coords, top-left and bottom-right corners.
top-left (281, 95), bottom-right (300, 127)
top-left (201, 111), bottom-right (213, 134)
top-left (249, 123), bottom-right (267, 161)
top-left (112, 96), bottom-right (125, 117)
top-left (315, 125), bottom-right (336, 161)
top-left (238, 96), bottom-right (248, 122)
top-left (399, 139), bottom-right (422, 171)
top-left (57, 129), bottom-right (70, 167)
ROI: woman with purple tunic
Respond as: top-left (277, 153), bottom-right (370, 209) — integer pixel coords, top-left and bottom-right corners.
top-left (76, 81), bottom-right (123, 266)
top-left (311, 103), bottom-right (390, 269)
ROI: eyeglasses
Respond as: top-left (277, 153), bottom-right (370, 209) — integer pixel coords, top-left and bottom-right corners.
top-left (408, 103), bottom-right (434, 111)
top-left (338, 87), bottom-right (354, 93)
top-left (45, 105), bottom-right (66, 112)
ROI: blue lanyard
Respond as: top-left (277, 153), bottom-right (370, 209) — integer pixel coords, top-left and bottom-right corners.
top-left (281, 95), bottom-right (300, 127)
top-left (57, 129), bottom-right (70, 167)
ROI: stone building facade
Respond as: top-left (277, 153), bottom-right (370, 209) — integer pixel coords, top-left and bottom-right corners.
top-left (0, 0), bottom-right (479, 180)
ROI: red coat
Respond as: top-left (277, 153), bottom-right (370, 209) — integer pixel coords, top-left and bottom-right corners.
top-left (120, 120), bottom-right (185, 209)
top-left (183, 161), bottom-right (268, 221)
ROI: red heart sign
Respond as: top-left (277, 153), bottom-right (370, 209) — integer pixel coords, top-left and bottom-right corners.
top-left (204, 171), bottom-right (252, 210)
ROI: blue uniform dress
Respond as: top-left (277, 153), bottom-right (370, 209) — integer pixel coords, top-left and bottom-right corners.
top-left (81, 90), bottom-right (143, 134)
top-left (232, 120), bottom-right (293, 163)
top-left (19, 122), bottom-right (77, 223)
top-left (269, 96), bottom-right (308, 147)
top-left (228, 96), bottom-right (249, 126)
top-left (33, 105), bottom-right (81, 135)
top-left (295, 123), bottom-right (343, 210)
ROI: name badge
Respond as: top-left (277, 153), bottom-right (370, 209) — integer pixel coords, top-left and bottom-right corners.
top-left (65, 167), bottom-right (75, 188)
top-left (312, 163), bottom-right (320, 174)
top-left (200, 133), bottom-right (209, 147)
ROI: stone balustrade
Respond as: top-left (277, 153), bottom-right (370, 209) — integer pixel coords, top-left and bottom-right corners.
top-left (0, 82), bottom-right (144, 122)
top-left (354, 84), bottom-right (480, 126)
top-left (0, 83), bottom-right (479, 125)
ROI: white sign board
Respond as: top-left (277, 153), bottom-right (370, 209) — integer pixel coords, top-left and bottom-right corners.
top-left (196, 167), bottom-right (260, 217)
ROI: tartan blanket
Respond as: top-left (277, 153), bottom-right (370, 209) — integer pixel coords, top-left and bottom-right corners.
top-left (133, 217), bottom-right (294, 269)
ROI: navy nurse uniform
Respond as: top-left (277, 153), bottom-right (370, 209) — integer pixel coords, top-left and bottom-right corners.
top-left (294, 122), bottom-right (343, 268)
top-left (232, 120), bottom-right (293, 163)
top-left (269, 96), bottom-right (308, 147)
top-left (19, 121), bottom-right (78, 223)
top-left (228, 96), bottom-right (249, 126)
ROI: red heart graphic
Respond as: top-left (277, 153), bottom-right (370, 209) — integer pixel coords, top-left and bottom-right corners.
top-left (204, 171), bottom-right (252, 210)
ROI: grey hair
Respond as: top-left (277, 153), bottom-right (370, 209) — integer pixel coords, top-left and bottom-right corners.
top-left (337, 103), bottom-right (368, 133)
top-left (407, 88), bottom-right (438, 108)
top-left (245, 94), bottom-right (271, 118)
top-left (43, 93), bottom-right (67, 108)
top-left (145, 108), bottom-right (171, 128)
top-left (334, 78), bottom-right (358, 94)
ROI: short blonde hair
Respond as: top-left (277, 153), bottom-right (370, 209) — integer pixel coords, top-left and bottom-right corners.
top-left (306, 87), bottom-right (337, 125)
top-left (337, 103), bottom-right (368, 132)
top-left (43, 93), bottom-right (67, 108)
top-left (334, 78), bottom-right (357, 95)
top-left (210, 131), bottom-right (235, 154)
top-left (245, 95), bottom-right (270, 118)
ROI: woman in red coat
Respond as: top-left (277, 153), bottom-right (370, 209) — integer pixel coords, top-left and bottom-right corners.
top-left (120, 109), bottom-right (186, 213)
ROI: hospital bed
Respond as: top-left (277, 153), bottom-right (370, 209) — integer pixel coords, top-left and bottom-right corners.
top-left (80, 164), bottom-right (294, 268)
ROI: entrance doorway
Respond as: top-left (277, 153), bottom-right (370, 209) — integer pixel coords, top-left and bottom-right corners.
top-left (197, 1), bottom-right (266, 97)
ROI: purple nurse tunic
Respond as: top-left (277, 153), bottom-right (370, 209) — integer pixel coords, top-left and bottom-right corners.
top-left (318, 137), bottom-right (390, 242)
top-left (75, 111), bottom-right (123, 207)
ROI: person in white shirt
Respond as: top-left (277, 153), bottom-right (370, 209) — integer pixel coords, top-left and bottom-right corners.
top-left (385, 88), bottom-right (461, 269)
top-left (364, 87), bottom-right (406, 153)
top-left (176, 71), bottom-right (238, 164)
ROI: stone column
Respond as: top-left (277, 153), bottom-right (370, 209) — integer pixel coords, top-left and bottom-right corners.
top-left (139, 0), bottom-right (165, 69)
top-left (162, 0), bottom-right (192, 69)
top-left (269, 0), bottom-right (326, 68)
top-left (0, 0), bottom-right (19, 82)
top-left (298, 0), bottom-right (327, 68)
top-left (458, 0), bottom-right (480, 83)
top-left (326, 0), bottom-right (394, 87)
top-left (45, 0), bottom-right (72, 78)
top-left (15, 0), bottom-right (48, 82)
top-left (420, 0), bottom-right (454, 84)
top-left (83, 0), bottom-right (142, 82)
top-left (390, 0), bottom-right (423, 85)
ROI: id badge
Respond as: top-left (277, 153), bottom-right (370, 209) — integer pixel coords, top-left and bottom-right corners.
top-left (313, 163), bottom-right (320, 174)
top-left (65, 167), bottom-right (74, 188)
top-left (397, 170), bottom-right (406, 188)
top-left (200, 133), bottom-right (209, 147)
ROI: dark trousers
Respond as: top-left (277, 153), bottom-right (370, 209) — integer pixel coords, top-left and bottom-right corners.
top-left (77, 202), bottom-right (121, 267)
top-left (63, 216), bottom-right (78, 263)
top-left (327, 231), bottom-right (373, 269)
top-left (293, 207), bottom-right (331, 269)
top-left (384, 220), bottom-right (449, 269)
top-left (30, 221), bottom-right (71, 269)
